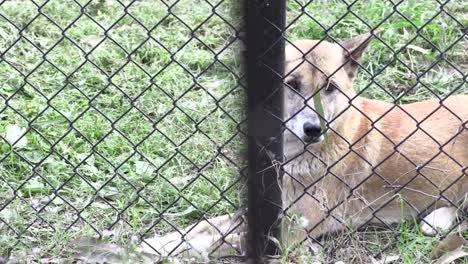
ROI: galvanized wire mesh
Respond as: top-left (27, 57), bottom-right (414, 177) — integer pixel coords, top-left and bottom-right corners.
top-left (0, 0), bottom-right (466, 262)
top-left (273, 0), bottom-right (467, 263)
top-left (0, 0), bottom-right (245, 261)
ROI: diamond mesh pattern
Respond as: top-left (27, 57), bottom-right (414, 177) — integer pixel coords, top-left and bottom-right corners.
top-left (0, 0), bottom-right (245, 261)
top-left (256, 0), bottom-right (466, 262)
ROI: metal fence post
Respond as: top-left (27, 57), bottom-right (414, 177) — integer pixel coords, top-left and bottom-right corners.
top-left (246, 0), bottom-right (285, 261)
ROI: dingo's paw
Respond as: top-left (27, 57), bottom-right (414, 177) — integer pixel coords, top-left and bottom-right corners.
top-left (141, 232), bottom-right (212, 260)
top-left (420, 207), bottom-right (457, 235)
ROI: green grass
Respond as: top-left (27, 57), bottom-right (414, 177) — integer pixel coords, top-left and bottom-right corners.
top-left (287, 0), bottom-right (467, 103)
top-left (0, 0), bottom-right (245, 261)
top-left (0, 0), bottom-right (466, 262)
top-left (284, 0), bottom-right (467, 263)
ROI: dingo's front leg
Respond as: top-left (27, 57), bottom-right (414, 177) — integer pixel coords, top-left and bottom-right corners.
top-left (141, 213), bottom-right (246, 259)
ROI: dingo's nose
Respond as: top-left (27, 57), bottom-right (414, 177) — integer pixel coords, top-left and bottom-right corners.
top-left (303, 122), bottom-right (322, 140)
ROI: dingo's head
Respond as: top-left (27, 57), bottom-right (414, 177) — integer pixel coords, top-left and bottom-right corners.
top-left (284, 30), bottom-right (382, 156)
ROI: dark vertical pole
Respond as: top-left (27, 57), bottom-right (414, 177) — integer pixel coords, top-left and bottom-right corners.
top-left (246, 0), bottom-right (285, 261)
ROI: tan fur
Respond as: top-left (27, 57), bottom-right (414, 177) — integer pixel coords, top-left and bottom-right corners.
top-left (284, 96), bottom-right (467, 238)
top-left (282, 31), bottom-right (467, 241)
top-left (145, 31), bottom-right (467, 258)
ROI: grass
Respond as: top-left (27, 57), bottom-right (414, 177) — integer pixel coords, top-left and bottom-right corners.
top-left (0, 0), bottom-right (466, 262)
top-left (284, 0), bottom-right (467, 263)
top-left (287, 0), bottom-right (467, 103)
top-left (0, 0), bottom-right (245, 262)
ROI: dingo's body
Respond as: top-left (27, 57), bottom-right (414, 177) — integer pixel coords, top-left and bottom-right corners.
top-left (143, 31), bottom-right (467, 258)
top-left (282, 32), bottom-right (467, 238)
top-left (283, 95), bottom-right (467, 238)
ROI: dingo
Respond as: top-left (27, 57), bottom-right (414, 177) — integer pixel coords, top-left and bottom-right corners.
top-left (142, 30), bottom-right (467, 259)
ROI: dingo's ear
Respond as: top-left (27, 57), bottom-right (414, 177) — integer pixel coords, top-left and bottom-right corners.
top-left (340, 29), bottom-right (383, 77)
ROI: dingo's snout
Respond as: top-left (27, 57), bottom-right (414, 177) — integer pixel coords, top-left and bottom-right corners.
top-left (303, 121), bottom-right (324, 144)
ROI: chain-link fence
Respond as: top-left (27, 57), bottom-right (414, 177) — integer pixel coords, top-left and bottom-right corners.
top-left (0, 0), bottom-right (466, 263)
top-left (257, 0), bottom-right (466, 263)
top-left (0, 0), bottom-right (246, 262)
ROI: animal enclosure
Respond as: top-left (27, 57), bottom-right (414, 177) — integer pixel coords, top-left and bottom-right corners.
top-left (0, 0), bottom-right (466, 263)
top-left (275, 0), bottom-right (467, 263)
top-left (0, 0), bottom-right (245, 262)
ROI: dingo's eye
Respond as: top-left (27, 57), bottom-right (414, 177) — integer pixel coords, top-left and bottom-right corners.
top-left (325, 82), bottom-right (338, 94)
top-left (287, 80), bottom-right (299, 90)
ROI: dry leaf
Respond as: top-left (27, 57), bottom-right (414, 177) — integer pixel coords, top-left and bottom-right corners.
top-left (432, 234), bottom-right (467, 259)
top-left (406, 44), bottom-right (430, 54)
top-left (4, 124), bottom-right (28, 148)
top-left (135, 161), bottom-right (155, 176)
top-left (436, 246), bottom-right (468, 264)
top-left (85, 35), bottom-right (105, 47)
